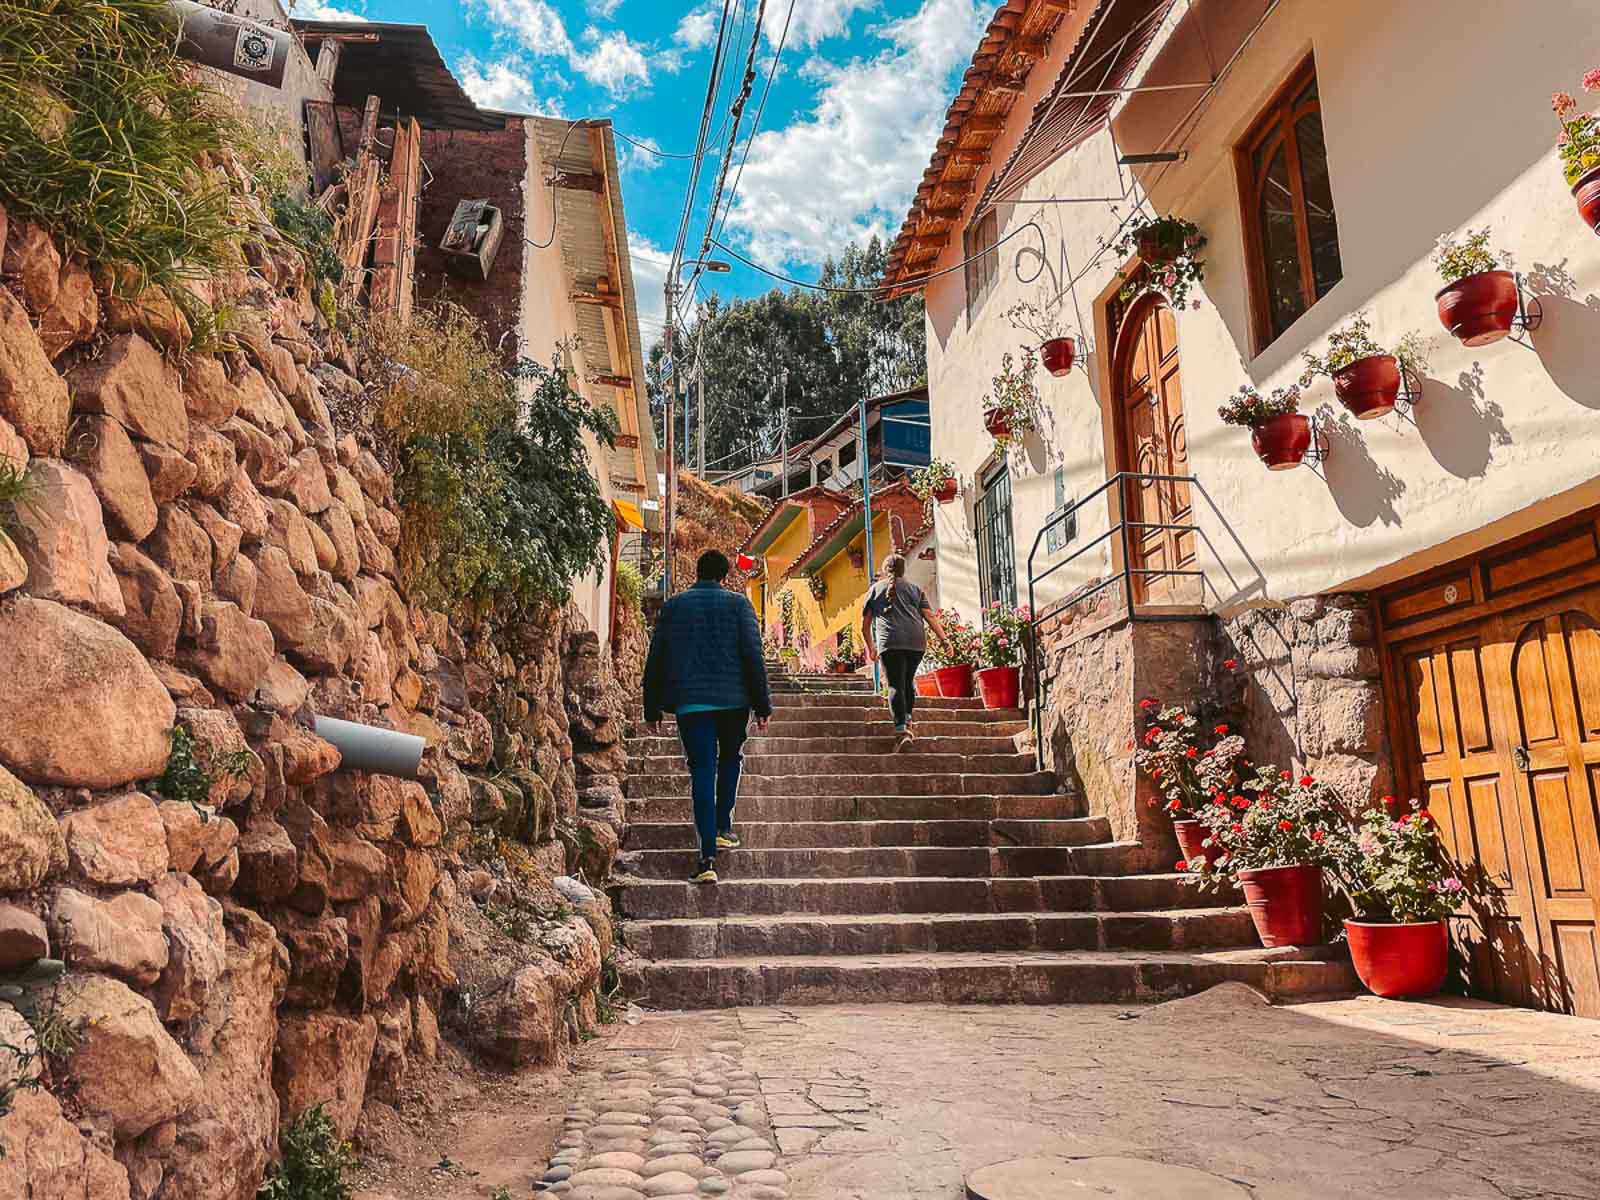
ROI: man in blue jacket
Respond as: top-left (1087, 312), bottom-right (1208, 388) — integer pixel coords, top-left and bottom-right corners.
top-left (643, 550), bottom-right (773, 883)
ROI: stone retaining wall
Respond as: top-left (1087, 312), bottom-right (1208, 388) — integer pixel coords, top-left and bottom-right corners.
top-left (0, 183), bottom-right (638, 1198)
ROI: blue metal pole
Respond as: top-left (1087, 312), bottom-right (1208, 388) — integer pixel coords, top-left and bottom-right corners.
top-left (859, 394), bottom-right (880, 693)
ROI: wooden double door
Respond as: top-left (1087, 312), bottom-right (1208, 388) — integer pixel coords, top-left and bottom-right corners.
top-left (1383, 514), bottom-right (1600, 1016)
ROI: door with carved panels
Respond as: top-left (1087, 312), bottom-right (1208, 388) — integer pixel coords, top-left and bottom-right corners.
top-left (1381, 513), bottom-right (1600, 1017)
top-left (1113, 296), bottom-right (1193, 605)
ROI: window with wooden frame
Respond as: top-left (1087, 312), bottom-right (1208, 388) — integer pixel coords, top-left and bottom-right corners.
top-left (963, 208), bottom-right (1000, 321)
top-left (1236, 57), bottom-right (1343, 347)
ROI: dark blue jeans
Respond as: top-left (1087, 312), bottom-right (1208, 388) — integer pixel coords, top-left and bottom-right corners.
top-left (677, 708), bottom-right (750, 860)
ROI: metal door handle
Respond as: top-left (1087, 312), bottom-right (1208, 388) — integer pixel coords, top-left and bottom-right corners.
top-left (1511, 745), bottom-right (1530, 772)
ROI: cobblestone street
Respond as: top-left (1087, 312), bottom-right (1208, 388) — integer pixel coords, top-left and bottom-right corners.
top-left (534, 987), bottom-right (1600, 1200)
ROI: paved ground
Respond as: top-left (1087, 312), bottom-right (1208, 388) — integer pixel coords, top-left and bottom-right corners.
top-left (533, 987), bottom-right (1600, 1200)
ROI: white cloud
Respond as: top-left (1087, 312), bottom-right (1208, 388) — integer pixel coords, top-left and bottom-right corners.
top-left (674, 5), bottom-right (719, 50)
top-left (628, 229), bottom-right (672, 346)
top-left (723, 0), bottom-right (985, 268)
top-left (571, 27), bottom-right (651, 98)
top-left (618, 135), bottom-right (664, 173)
top-left (588, 0), bottom-right (624, 16)
top-left (768, 0), bottom-right (876, 48)
top-left (472, 0), bottom-right (574, 57)
top-left (290, 0), bottom-right (367, 20)
top-left (457, 55), bottom-right (562, 115)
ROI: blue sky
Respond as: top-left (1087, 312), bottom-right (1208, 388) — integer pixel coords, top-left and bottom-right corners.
top-left (289, 0), bottom-right (988, 342)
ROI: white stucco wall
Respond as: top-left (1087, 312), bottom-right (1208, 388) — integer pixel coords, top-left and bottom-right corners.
top-left (925, 0), bottom-right (1600, 627)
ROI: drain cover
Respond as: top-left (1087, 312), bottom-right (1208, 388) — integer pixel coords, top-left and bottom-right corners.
top-left (965, 1156), bottom-right (1250, 1199)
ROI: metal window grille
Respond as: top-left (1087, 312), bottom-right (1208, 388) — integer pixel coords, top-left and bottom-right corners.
top-left (975, 464), bottom-right (1017, 610)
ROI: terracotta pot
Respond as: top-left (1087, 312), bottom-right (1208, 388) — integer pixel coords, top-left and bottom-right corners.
top-left (830, 663), bottom-right (850, 675)
top-left (1573, 164), bottom-right (1600, 234)
top-left (1435, 269), bottom-right (1519, 347)
top-left (1237, 864), bottom-right (1323, 947)
top-left (976, 665), bottom-right (1021, 710)
top-left (1173, 819), bottom-right (1225, 866)
top-left (1249, 412), bottom-right (1312, 470)
top-left (1040, 337), bottom-right (1075, 377)
top-left (932, 478), bottom-right (958, 504)
top-left (983, 408), bottom-right (1012, 440)
top-left (1332, 354), bottom-right (1401, 420)
top-left (914, 674), bottom-right (940, 698)
top-left (933, 664), bottom-right (974, 699)
top-left (1343, 919), bottom-right (1449, 999)
top-left (1137, 230), bottom-right (1178, 265)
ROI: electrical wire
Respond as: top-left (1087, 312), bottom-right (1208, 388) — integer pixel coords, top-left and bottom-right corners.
top-left (523, 118), bottom-right (592, 251)
top-left (669, 0), bottom-right (739, 277)
top-left (613, 129), bottom-right (703, 160)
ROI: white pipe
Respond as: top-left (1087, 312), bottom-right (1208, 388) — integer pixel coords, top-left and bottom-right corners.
top-left (314, 716), bottom-right (425, 779)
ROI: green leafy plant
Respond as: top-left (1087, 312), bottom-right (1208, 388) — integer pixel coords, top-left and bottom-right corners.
top-left (595, 953), bottom-right (624, 1025)
top-left (1183, 767), bottom-right (1345, 887)
top-left (615, 560), bottom-right (645, 613)
top-left (1432, 228), bottom-right (1502, 284)
top-left (0, 0), bottom-right (247, 305)
top-left (1217, 381), bottom-right (1302, 429)
top-left (977, 601), bottom-right (1031, 670)
top-left (0, 457), bottom-right (38, 533)
top-left (1114, 215), bottom-right (1208, 309)
top-left (1552, 73), bottom-right (1600, 185)
top-left (268, 192), bottom-right (343, 304)
top-left (257, 1103), bottom-right (356, 1200)
top-left (824, 625), bottom-right (864, 673)
top-left (1300, 311), bottom-right (1386, 378)
top-left (1324, 798), bottom-right (1462, 923)
top-left (909, 458), bottom-right (957, 503)
top-left (923, 609), bottom-right (980, 669)
top-left (981, 349), bottom-right (1041, 447)
top-left (483, 899), bottom-right (542, 945)
top-left (155, 725), bottom-right (250, 810)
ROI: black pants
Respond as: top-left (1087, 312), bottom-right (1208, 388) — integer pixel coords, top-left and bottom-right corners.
top-left (881, 649), bottom-right (924, 731)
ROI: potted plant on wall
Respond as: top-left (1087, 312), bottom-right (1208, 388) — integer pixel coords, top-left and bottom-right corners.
top-left (975, 601), bottom-right (1031, 710)
top-left (1005, 299), bottom-right (1076, 377)
top-left (1325, 798), bottom-right (1461, 999)
top-left (825, 627), bottom-right (864, 675)
top-left (1218, 382), bottom-right (1310, 470)
top-left (911, 458), bottom-right (959, 505)
top-left (1114, 215), bottom-right (1207, 309)
top-left (1186, 768), bottom-right (1341, 947)
top-left (1300, 312), bottom-right (1430, 421)
top-left (1136, 700), bottom-right (1247, 867)
top-left (981, 349), bottom-right (1041, 447)
top-left (1552, 75), bottom-right (1600, 233)
top-left (925, 608), bottom-right (980, 698)
top-left (1432, 228), bottom-right (1518, 346)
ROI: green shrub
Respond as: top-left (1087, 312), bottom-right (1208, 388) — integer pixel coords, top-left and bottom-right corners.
top-left (616, 560), bottom-right (645, 613)
top-left (155, 725), bottom-right (251, 809)
top-left (0, 0), bottom-right (246, 297)
top-left (257, 1104), bottom-right (355, 1200)
top-left (268, 192), bottom-right (343, 301)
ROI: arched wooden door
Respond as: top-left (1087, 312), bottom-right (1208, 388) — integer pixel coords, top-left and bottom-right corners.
top-left (1113, 295), bottom-right (1194, 605)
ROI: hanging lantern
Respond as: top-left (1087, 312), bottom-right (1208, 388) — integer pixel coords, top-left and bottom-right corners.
top-left (736, 553), bottom-right (756, 572)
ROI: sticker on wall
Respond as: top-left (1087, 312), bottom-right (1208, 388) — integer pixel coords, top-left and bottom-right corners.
top-left (234, 27), bottom-right (274, 73)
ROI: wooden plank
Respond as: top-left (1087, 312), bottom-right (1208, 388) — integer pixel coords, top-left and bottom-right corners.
top-left (572, 291), bottom-right (625, 309)
top-left (615, 434), bottom-right (641, 450)
top-left (552, 171), bottom-right (605, 193)
top-left (589, 373), bottom-right (634, 389)
top-left (1010, 36), bottom-right (1050, 63)
top-left (370, 117), bottom-right (421, 321)
top-left (964, 115), bottom-right (1006, 135)
top-left (299, 30), bottom-right (382, 43)
top-left (312, 39), bottom-right (342, 88)
top-left (952, 148), bottom-right (990, 166)
top-left (303, 100), bottom-right (343, 194)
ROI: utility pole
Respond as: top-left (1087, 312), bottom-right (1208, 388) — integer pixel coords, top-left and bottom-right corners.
top-left (779, 367), bottom-right (790, 499)
top-left (697, 361), bottom-right (706, 476)
top-left (663, 279), bottom-right (678, 595)
top-left (859, 391), bottom-right (879, 692)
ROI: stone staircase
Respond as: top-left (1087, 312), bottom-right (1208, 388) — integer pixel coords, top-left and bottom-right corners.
top-left (618, 676), bottom-right (1348, 1008)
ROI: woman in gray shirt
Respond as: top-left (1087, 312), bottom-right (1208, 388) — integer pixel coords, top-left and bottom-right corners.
top-left (860, 552), bottom-right (950, 748)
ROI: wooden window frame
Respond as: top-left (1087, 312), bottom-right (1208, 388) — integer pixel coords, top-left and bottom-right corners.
top-left (1233, 55), bottom-right (1340, 352)
top-left (963, 209), bottom-right (1000, 323)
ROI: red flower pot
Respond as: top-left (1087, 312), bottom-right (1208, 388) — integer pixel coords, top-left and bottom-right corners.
top-left (1137, 231), bottom-right (1177, 265)
top-left (1040, 337), bottom-right (1075, 377)
top-left (914, 673), bottom-right (940, 698)
top-left (830, 663), bottom-right (850, 675)
top-left (933, 664), bottom-right (974, 699)
top-left (1435, 269), bottom-right (1519, 347)
top-left (1237, 864), bottom-right (1323, 947)
top-left (932, 478), bottom-right (958, 504)
top-left (983, 408), bottom-right (1012, 440)
top-left (1173, 819), bottom-right (1225, 866)
top-left (1249, 412), bottom-right (1312, 470)
top-left (1573, 164), bottom-right (1600, 234)
top-left (976, 665), bottom-right (1021, 710)
top-left (1332, 354), bottom-right (1401, 420)
top-left (1343, 919), bottom-right (1449, 999)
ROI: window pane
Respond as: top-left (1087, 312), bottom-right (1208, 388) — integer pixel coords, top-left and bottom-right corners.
top-left (1295, 111), bottom-right (1343, 300)
top-left (1257, 145), bottom-right (1306, 336)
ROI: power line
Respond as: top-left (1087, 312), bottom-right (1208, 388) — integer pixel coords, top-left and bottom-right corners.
top-left (613, 129), bottom-right (702, 160)
top-left (709, 0), bottom-right (797, 263)
top-left (669, 0), bottom-right (738, 276)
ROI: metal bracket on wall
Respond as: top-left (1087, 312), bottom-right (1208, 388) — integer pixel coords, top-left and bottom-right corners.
top-left (1393, 364), bottom-right (1424, 416)
top-left (1512, 272), bottom-right (1545, 341)
top-left (1302, 414), bottom-right (1332, 466)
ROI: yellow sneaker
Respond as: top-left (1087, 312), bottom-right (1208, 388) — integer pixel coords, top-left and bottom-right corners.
top-left (716, 831), bottom-right (742, 850)
top-left (689, 860), bottom-right (719, 884)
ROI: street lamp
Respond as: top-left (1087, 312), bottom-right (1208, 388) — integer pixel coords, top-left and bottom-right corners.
top-left (662, 259), bottom-right (732, 593)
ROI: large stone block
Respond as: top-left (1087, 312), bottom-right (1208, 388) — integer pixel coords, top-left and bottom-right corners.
top-left (37, 258), bottom-right (98, 360)
top-left (3, 219), bottom-right (60, 313)
top-left (66, 413), bottom-right (157, 541)
top-left (272, 1011), bottom-right (377, 1140)
top-left (0, 598), bottom-right (174, 788)
top-left (107, 542), bottom-right (181, 660)
top-left (68, 332), bottom-right (189, 451)
top-left (11, 459), bottom-right (124, 617)
top-left (0, 287), bottom-right (69, 456)
top-left (60, 792), bottom-right (168, 887)
top-left (181, 355), bottom-right (242, 428)
top-left (150, 871), bottom-right (226, 1023)
top-left (0, 1087), bottom-right (131, 1199)
top-left (0, 765), bottom-right (66, 892)
top-left (50, 887), bottom-right (168, 986)
top-left (137, 440), bottom-right (199, 505)
top-left (185, 600), bottom-right (274, 702)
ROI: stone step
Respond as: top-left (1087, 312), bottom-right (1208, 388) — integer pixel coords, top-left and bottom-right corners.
top-left (614, 872), bottom-right (1212, 919)
top-left (622, 843), bottom-right (1142, 880)
top-left (763, 694), bottom-right (999, 712)
top-left (627, 793), bottom-right (1079, 823)
top-left (628, 751), bottom-right (1039, 776)
top-left (623, 906), bottom-right (1257, 960)
top-left (625, 947), bottom-right (1356, 1010)
top-left (628, 771), bottom-right (1060, 799)
top-left (623, 817), bottom-right (1113, 851)
top-left (631, 734), bottom-right (1024, 756)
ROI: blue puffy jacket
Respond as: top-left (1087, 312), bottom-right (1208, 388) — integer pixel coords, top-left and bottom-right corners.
top-left (643, 581), bottom-right (772, 722)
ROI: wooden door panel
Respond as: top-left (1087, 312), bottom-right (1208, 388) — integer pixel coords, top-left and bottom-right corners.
top-left (1447, 641), bottom-right (1493, 755)
top-left (1511, 621), bottom-right (1561, 748)
top-left (1405, 651), bottom-right (1446, 760)
top-left (1464, 774), bottom-right (1517, 891)
top-left (1561, 612), bottom-right (1600, 739)
top-left (1527, 769), bottom-right (1589, 898)
top-left (1551, 921), bottom-right (1600, 1015)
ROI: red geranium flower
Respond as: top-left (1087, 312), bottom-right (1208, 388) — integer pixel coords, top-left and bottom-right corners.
top-left (1152, 767), bottom-right (1163, 778)
top-left (1279, 770), bottom-right (1292, 780)
top-left (1140, 698), bottom-right (1157, 709)
top-left (1211, 795), bottom-right (1226, 807)
top-left (1257, 798), bottom-right (1270, 809)
top-left (1175, 860), bottom-right (1189, 871)
top-left (1185, 747), bottom-right (1198, 759)
top-left (1166, 798), bottom-right (1180, 811)
top-left (1399, 813), bottom-right (1411, 824)
top-left (1222, 658), bottom-right (1238, 669)
top-left (1299, 775), bottom-right (1314, 787)
top-left (1232, 796), bottom-right (1249, 809)
top-left (1278, 819), bottom-right (1293, 831)
top-left (1126, 739), bottom-right (1135, 750)
top-left (1417, 810), bottom-right (1432, 823)
top-left (1214, 724), bottom-right (1229, 735)
top-left (1231, 823), bottom-right (1244, 834)
top-left (1311, 829), bottom-right (1325, 842)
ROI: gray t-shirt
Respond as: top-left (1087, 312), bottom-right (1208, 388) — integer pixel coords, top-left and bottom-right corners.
top-left (863, 579), bottom-right (930, 653)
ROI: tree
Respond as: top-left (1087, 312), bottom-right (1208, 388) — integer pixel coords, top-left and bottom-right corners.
top-left (647, 236), bottom-right (926, 473)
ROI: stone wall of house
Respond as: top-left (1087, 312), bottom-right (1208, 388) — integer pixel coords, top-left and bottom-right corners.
top-left (1035, 586), bottom-right (1394, 867)
top-left (0, 178), bottom-right (638, 1198)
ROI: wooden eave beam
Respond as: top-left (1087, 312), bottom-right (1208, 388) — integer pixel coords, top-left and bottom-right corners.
top-left (300, 31), bottom-right (382, 43)
top-left (1010, 36), bottom-right (1050, 64)
top-left (571, 291), bottom-right (624, 309)
top-left (964, 115), bottom-right (1006, 135)
top-left (913, 233), bottom-right (949, 253)
top-left (590, 373), bottom-right (634, 389)
top-left (952, 148), bottom-right (990, 166)
top-left (552, 171), bottom-right (605, 193)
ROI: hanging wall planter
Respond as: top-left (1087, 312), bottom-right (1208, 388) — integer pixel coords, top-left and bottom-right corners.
top-left (1040, 337), bottom-right (1075, 377)
top-left (1251, 414), bottom-right (1313, 470)
top-left (1332, 354), bottom-right (1402, 420)
top-left (1435, 269), bottom-right (1520, 346)
top-left (1551, 80), bottom-right (1600, 233)
top-left (912, 459), bottom-right (959, 506)
top-left (1574, 165), bottom-right (1600, 233)
top-left (1301, 313), bottom-right (1425, 422)
top-left (983, 407), bottom-right (1012, 440)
